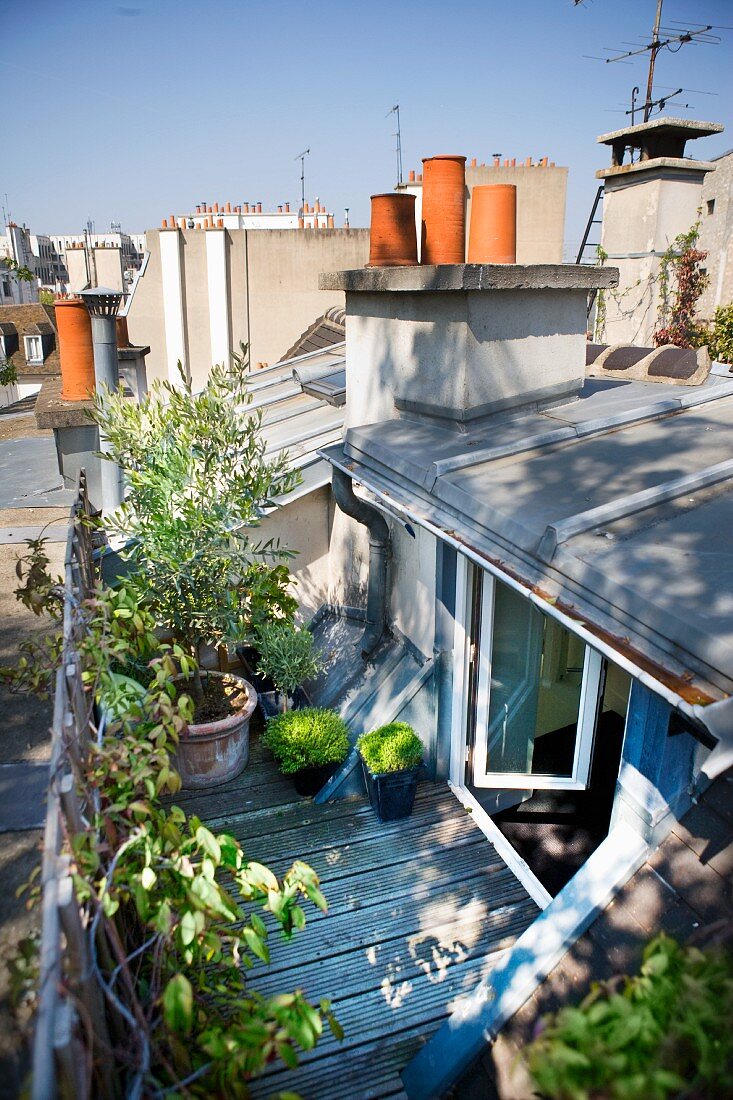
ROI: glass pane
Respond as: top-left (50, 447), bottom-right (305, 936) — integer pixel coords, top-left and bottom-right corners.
top-left (485, 583), bottom-right (584, 777)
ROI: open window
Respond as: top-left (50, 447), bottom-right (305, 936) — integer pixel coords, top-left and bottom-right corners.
top-left (472, 573), bottom-right (604, 791)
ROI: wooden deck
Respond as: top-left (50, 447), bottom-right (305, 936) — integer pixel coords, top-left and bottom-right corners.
top-left (175, 723), bottom-right (540, 1099)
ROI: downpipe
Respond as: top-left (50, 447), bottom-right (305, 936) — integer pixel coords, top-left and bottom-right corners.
top-left (332, 467), bottom-right (390, 658)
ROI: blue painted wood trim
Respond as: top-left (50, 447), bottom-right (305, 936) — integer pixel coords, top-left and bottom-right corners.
top-left (621, 680), bottom-right (696, 817)
top-left (400, 823), bottom-right (649, 1100)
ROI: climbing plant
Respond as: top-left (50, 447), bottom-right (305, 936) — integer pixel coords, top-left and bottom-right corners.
top-left (593, 245), bottom-right (608, 343)
top-left (652, 222), bottom-right (709, 349)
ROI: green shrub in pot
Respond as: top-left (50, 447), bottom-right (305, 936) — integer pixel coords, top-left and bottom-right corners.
top-left (357, 722), bottom-right (423, 775)
top-left (357, 722), bottom-right (423, 822)
top-left (263, 707), bottom-right (349, 774)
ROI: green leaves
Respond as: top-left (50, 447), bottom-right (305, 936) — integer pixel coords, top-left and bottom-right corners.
top-left (255, 622), bottom-right (322, 695)
top-left (90, 348), bottom-right (303, 656)
top-left (524, 934), bottom-right (733, 1100)
top-left (163, 973), bottom-right (194, 1035)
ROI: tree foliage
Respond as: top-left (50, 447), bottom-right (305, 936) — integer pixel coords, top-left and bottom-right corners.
top-left (91, 348), bottom-right (302, 694)
top-left (524, 934), bottom-right (733, 1100)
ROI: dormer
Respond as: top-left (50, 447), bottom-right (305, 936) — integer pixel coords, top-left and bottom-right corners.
top-left (0, 322), bottom-right (18, 362)
top-left (23, 321), bottom-right (55, 364)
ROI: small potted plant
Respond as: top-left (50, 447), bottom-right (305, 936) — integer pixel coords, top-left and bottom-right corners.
top-left (255, 621), bottom-right (321, 717)
top-left (357, 722), bottom-right (423, 822)
top-left (263, 707), bottom-right (349, 796)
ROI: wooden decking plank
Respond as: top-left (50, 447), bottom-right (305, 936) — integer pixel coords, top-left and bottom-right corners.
top-left (226, 795), bottom-right (486, 875)
top-left (215, 782), bottom-right (453, 844)
top-left (250, 901), bottom-right (534, 1002)
top-left (299, 842), bottom-right (505, 916)
top-left (249, 1033), bottom-right (421, 1100)
top-left (239, 814), bottom-right (497, 888)
top-left (250, 931), bottom-right (534, 1093)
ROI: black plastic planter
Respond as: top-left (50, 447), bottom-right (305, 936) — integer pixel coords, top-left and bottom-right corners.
top-left (292, 761), bottom-right (339, 797)
top-left (258, 686), bottom-right (310, 721)
top-left (361, 758), bottom-right (420, 822)
top-left (234, 645), bottom-right (275, 694)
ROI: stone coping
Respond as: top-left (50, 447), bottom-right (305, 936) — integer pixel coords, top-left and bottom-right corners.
top-left (35, 376), bottom-right (96, 429)
top-left (597, 118), bottom-right (723, 145)
top-left (597, 158), bottom-right (716, 181)
top-left (319, 264), bottom-right (619, 293)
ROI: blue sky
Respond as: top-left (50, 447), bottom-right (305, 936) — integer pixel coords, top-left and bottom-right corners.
top-left (3, 0), bottom-right (732, 257)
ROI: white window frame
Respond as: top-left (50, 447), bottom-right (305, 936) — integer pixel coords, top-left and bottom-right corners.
top-left (458, 566), bottom-right (604, 793)
top-left (24, 334), bottom-right (43, 364)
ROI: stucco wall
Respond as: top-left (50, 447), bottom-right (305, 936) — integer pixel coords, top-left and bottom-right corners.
top-left (698, 150), bottom-right (733, 320)
top-left (600, 169), bottom-right (709, 345)
top-left (127, 227), bottom-right (369, 384)
top-left (257, 485), bottom-right (333, 620)
top-left (389, 521), bottom-right (436, 659)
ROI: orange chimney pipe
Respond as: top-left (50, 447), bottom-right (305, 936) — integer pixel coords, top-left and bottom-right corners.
top-left (467, 184), bottom-right (517, 264)
top-left (421, 155), bottom-right (466, 265)
top-left (368, 193), bottom-right (418, 267)
top-left (55, 297), bottom-right (96, 401)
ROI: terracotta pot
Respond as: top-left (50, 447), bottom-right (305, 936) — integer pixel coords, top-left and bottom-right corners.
top-left (468, 184), bottom-right (517, 264)
top-left (172, 671), bottom-right (257, 789)
top-left (55, 297), bottom-right (96, 401)
top-left (367, 193), bottom-right (418, 267)
top-left (421, 155), bottom-right (466, 265)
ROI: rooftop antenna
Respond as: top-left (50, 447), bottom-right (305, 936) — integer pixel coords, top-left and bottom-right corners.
top-left (295, 148), bottom-right (310, 215)
top-left (602, 0), bottom-right (721, 121)
top-left (387, 105), bottom-right (403, 186)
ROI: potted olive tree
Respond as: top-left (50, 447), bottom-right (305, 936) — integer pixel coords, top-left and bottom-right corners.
top-left (263, 707), bottom-right (349, 796)
top-left (254, 621), bottom-right (321, 716)
top-left (357, 722), bottom-right (424, 822)
top-left (92, 349), bottom-right (301, 788)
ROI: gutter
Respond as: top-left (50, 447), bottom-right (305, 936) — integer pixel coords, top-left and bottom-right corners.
top-left (331, 466), bottom-right (390, 657)
top-left (324, 450), bottom-right (725, 727)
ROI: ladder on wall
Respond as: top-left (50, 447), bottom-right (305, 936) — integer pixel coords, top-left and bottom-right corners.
top-left (576, 186), bottom-right (604, 321)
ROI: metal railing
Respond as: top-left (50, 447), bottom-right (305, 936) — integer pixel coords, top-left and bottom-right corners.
top-left (32, 472), bottom-right (100, 1100)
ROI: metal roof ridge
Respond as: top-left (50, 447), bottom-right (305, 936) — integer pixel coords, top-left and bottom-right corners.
top-left (425, 382), bottom-right (733, 488)
top-left (538, 457), bottom-right (733, 563)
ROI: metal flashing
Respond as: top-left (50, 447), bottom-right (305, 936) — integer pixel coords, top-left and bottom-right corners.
top-left (538, 458), bottom-right (733, 562)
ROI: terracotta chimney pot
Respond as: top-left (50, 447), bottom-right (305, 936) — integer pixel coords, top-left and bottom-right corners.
top-left (257, 202), bottom-right (262, 213)
top-left (162, 218), bottom-right (168, 228)
top-left (55, 297), bottom-right (96, 401)
top-left (225, 201), bottom-right (231, 212)
top-left (493, 157), bottom-right (500, 167)
top-left (541, 157), bottom-right (548, 167)
top-left (195, 205), bottom-right (201, 214)
top-left (285, 202), bottom-right (290, 212)
top-left (367, 192), bottom-right (418, 267)
top-left (409, 169), bottom-right (416, 182)
top-left (328, 214), bottom-right (334, 228)
top-left (217, 218), bottom-right (223, 228)
top-left (298, 217), bottom-right (304, 228)
top-left (525, 157), bottom-right (532, 167)
top-left (470, 157), bottom-right (477, 168)
top-left (511, 158), bottom-right (516, 167)
top-left (417, 173), bottom-right (423, 182)
top-left (421, 155), bottom-right (466, 265)
top-left (467, 184), bottom-right (517, 264)
top-left (116, 315), bottom-right (130, 348)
